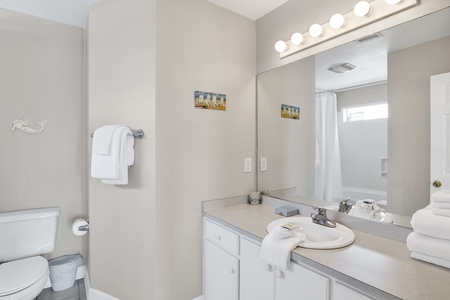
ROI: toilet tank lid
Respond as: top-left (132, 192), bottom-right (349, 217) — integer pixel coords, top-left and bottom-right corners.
top-left (0, 207), bottom-right (60, 224)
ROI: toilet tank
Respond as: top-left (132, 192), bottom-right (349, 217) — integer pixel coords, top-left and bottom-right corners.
top-left (0, 207), bottom-right (60, 263)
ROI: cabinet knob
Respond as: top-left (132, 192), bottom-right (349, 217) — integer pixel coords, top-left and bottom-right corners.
top-left (262, 262), bottom-right (272, 271)
top-left (228, 267), bottom-right (235, 274)
top-left (214, 232), bottom-right (222, 240)
top-left (433, 180), bottom-right (442, 188)
top-left (275, 270), bottom-right (284, 278)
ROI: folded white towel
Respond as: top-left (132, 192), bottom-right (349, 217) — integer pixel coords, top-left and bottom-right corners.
top-left (432, 207), bottom-right (450, 218)
top-left (411, 251), bottom-right (450, 269)
top-left (261, 225), bottom-right (305, 270)
top-left (91, 127), bottom-right (122, 179)
top-left (92, 125), bottom-right (121, 155)
top-left (407, 232), bottom-right (450, 262)
top-left (101, 127), bottom-right (133, 185)
top-left (431, 202), bottom-right (450, 209)
top-left (431, 190), bottom-right (450, 204)
top-left (410, 208), bottom-right (450, 240)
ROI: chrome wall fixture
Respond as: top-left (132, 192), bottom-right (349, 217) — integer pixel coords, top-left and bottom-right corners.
top-left (274, 0), bottom-right (418, 58)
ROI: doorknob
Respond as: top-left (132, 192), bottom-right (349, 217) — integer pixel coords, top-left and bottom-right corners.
top-left (433, 180), bottom-right (442, 188)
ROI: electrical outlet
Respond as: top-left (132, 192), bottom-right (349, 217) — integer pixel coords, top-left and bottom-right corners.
top-left (244, 158), bottom-right (252, 173)
top-left (260, 157), bottom-right (267, 172)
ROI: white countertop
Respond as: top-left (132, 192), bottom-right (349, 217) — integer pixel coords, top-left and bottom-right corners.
top-left (203, 203), bottom-right (450, 300)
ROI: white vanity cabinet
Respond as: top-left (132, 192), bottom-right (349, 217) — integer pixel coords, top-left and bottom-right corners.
top-left (203, 217), bottom-right (383, 300)
top-left (203, 219), bottom-right (239, 300)
top-left (240, 237), bottom-right (329, 300)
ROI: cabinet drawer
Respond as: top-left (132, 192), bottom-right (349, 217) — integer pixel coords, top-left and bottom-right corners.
top-left (204, 219), bottom-right (239, 255)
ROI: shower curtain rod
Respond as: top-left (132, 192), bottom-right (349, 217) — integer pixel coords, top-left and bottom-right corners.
top-left (315, 80), bottom-right (387, 94)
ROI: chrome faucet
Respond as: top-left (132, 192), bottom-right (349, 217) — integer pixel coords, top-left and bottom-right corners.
top-left (311, 207), bottom-right (336, 228)
top-left (338, 198), bottom-right (353, 213)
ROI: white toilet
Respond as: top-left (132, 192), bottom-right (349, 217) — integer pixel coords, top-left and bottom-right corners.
top-left (0, 207), bottom-right (60, 300)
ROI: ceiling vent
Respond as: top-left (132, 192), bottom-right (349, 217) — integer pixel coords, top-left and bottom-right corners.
top-left (356, 33), bottom-right (383, 43)
top-left (327, 63), bottom-right (356, 74)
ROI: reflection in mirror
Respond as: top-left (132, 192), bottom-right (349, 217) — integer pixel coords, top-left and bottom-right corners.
top-left (257, 8), bottom-right (450, 227)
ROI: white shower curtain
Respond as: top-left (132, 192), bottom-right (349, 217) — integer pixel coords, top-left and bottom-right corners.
top-left (315, 92), bottom-right (343, 202)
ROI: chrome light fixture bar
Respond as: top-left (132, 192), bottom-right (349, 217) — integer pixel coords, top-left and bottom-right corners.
top-left (275, 0), bottom-right (418, 58)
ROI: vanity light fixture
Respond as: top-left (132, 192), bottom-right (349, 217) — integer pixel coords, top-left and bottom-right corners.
top-left (309, 24), bottom-right (323, 37)
top-left (385, 0), bottom-right (403, 4)
top-left (290, 32), bottom-right (305, 45)
top-left (274, 40), bottom-right (288, 53)
top-left (330, 13), bottom-right (346, 29)
top-left (354, 1), bottom-right (372, 17)
top-left (275, 0), bottom-right (418, 58)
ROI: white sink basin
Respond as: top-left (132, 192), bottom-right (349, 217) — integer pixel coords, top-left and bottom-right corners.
top-left (266, 216), bottom-right (355, 249)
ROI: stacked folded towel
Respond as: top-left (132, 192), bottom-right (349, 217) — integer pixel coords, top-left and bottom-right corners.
top-left (407, 190), bottom-right (450, 269)
top-left (91, 125), bottom-right (135, 185)
top-left (261, 222), bottom-right (306, 269)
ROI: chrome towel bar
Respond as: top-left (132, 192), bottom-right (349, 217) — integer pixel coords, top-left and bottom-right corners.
top-left (90, 128), bottom-right (144, 139)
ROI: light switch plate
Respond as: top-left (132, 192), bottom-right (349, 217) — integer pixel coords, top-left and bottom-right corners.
top-left (244, 158), bottom-right (252, 173)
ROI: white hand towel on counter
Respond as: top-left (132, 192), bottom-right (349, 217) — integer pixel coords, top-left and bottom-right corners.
top-left (411, 251), bottom-right (450, 269)
top-left (101, 126), bottom-right (134, 185)
top-left (92, 125), bottom-right (121, 155)
top-left (410, 208), bottom-right (450, 240)
top-left (407, 232), bottom-right (450, 263)
top-left (91, 127), bottom-right (123, 179)
top-left (261, 225), bottom-right (305, 270)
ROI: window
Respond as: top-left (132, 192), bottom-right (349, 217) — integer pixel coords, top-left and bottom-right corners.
top-left (343, 103), bottom-right (388, 122)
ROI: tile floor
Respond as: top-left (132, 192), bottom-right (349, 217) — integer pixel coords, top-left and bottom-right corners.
top-left (36, 279), bottom-right (86, 300)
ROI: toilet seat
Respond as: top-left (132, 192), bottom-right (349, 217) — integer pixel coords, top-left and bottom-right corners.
top-left (0, 256), bottom-right (49, 299)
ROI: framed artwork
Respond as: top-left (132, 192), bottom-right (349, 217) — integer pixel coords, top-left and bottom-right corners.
top-left (194, 91), bottom-right (226, 111)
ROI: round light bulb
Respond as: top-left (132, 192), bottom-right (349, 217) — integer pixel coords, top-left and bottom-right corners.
top-left (290, 32), bottom-right (304, 45)
top-left (274, 40), bottom-right (288, 53)
top-left (309, 24), bottom-right (323, 38)
top-left (330, 14), bottom-right (345, 29)
top-left (385, 0), bottom-right (403, 4)
top-left (354, 1), bottom-right (371, 17)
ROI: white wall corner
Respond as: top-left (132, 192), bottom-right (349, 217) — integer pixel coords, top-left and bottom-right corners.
top-left (192, 296), bottom-right (205, 300)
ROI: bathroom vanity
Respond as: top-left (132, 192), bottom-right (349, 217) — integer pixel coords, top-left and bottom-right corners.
top-left (202, 197), bottom-right (450, 300)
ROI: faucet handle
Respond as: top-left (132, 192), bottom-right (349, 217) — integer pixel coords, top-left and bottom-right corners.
top-left (312, 206), bottom-right (328, 216)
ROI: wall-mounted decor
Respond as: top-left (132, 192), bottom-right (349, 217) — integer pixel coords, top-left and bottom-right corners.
top-left (194, 90), bottom-right (226, 111)
top-left (10, 110), bottom-right (48, 134)
top-left (281, 104), bottom-right (300, 120)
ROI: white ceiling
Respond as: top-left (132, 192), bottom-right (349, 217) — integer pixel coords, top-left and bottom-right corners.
top-left (206, 0), bottom-right (288, 20)
top-left (0, 0), bottom-right (286, 28)
top-left (0, 0), bottom-right (101, 28)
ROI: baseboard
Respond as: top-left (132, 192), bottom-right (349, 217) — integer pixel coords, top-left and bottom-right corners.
top-left (84, 269), bottom-right (120, 300)
top-left (192, 296), bottom-right (205, 300)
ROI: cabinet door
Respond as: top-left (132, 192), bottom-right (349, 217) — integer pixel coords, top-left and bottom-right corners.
top-left (240, 238), bottom-right (274, 300)
top-left (332, 282), bottom-right (372, 300)
top-left (204, 240), bottom-right (239, 300)
top-left (275, 262), bottom-right (329, 300)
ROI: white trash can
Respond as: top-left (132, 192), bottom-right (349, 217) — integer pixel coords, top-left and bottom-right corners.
top-left (49, 254), bottom-right (84, 291)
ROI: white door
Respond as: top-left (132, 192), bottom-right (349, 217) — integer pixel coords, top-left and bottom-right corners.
top-left (430, 72), bottom-right (450, 196)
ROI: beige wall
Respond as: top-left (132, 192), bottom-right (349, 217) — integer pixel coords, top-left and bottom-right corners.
top-left (155, 1), bottom-right (255, 298)
top-left (388, 35), bottom-right (450, 216)
top-left (88, 0), bottom-right (157, 299)
top-left (256, 0), bottom-right (450, 74)
top-left (258, 57), bottom-right (315, 196)
top-left (0, 9), bottom-right (86, 260)
top-left (88, 0), bottom-right (255, 299)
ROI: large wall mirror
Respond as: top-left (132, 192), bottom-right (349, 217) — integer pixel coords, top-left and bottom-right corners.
top-left (257, 7), bottom-right (450, 227)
